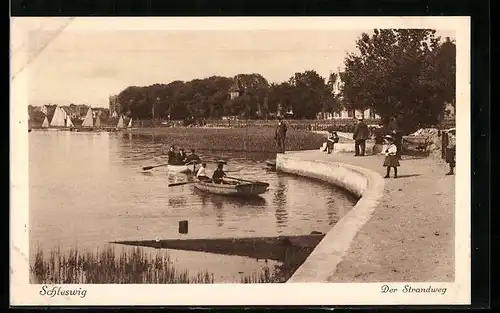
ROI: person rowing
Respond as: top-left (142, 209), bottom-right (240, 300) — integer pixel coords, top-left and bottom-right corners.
top-left (196, 162), bottom-right (211, 182)
top-left (212, 162), bottom-right (227, 184)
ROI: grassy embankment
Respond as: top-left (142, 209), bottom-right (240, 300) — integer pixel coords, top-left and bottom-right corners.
top-left (127, 127), bottom-right (351, 153)
top-left (30, 246), bottom-right (284, 284)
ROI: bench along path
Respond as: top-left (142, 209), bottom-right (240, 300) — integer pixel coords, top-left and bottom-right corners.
top-left (288, 150), bottom-right (455, 282)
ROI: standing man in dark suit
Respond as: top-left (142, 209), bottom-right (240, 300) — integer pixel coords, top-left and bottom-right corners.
top-left (353, 117), bottom-right (370, 156)
top-left (275, 116), bottom-right (287, 153)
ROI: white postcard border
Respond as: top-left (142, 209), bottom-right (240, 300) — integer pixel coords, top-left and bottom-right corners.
top-left (10, 16), bottom-right (471, 306)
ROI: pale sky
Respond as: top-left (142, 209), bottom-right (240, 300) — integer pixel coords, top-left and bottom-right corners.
top-left (11, 17), bottom-right (457, 108)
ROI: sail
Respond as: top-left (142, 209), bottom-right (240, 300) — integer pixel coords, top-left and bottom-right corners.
top-left (50, 106), bottom-right (66, 127)
top-left (116, 115), bottom-right (124, 128)
top-left (42, 116), bottom-right (49, 128)
top-left (81, 108), bottom-right (93, 127)
top-left (127, 118), bottom-right (132, 128)
top-left (95, 116), bottom-right (101, 128)
top-left (66, 116), bottom-right (74, 127)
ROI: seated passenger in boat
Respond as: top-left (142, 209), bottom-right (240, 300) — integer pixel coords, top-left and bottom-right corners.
top-left (167, 145), bottom-right (178, 165)
top-left (196, 163), bottom-right (211, 181)
top-left (177, 148), bottom-right (187, 164)
top-left (186, 149), bottom-right (200, 164)
top-left (212, 162), bottom-right (227, 184)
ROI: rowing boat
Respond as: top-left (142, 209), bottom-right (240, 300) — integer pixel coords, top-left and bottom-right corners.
top-left (194, 180), bottom-right (269, 196)
top-left (167, 164), bottom-right (192, 174)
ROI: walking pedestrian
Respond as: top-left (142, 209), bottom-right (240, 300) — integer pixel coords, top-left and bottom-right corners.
top-left (445, 128), bottom-right (456, 175)
top-left (275, 116), bottom-right (287, 153)
top-left (353, 117), bottom-right (370, 156)
top-left (383, 135), bottom-right (400, 178)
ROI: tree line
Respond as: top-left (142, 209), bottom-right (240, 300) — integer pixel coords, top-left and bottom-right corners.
top-left (114, 71), bottom-right (340, 121)
top-left (31, 29), bottom-right (455, 133)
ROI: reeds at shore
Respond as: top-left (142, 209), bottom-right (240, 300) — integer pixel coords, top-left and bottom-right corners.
top-left (30, 246), bottom-right (284, 284)
top-left (127, 127), bottom-right (329, 153)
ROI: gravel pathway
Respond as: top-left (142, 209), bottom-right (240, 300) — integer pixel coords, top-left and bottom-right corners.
top-left (294, 150), bottom-right (455, 282)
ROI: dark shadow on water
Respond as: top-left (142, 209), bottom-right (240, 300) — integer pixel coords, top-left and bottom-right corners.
top-left (113, 234), bottom-right (325, 283)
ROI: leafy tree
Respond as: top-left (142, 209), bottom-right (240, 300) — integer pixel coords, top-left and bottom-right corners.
top-left (287, 70), bottom-right (334, 119)
top-left (341, 29), bottom-right (456, 132)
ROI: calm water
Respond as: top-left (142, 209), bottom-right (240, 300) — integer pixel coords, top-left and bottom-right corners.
top-left (29, 130), bottom-right (357, 282)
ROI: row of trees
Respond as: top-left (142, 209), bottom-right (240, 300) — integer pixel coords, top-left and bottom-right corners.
top-left (114, 29), bottom-right (455, 132)
top-left (115, 71), bottom-right (340, 121)
top-left (342, 29), bottom-right (456, 132)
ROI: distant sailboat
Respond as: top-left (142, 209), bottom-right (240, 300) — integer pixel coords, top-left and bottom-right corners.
top-left (116, 115), bottom-right (124, 129)
top-left (41, 116), bottom-right (49, 128)
top-left (95, 115), bottom-right (101, 128)
top-left (127, 117), bottom-right (133, 128)
top-left (50, 106), bottom-right (66, 127)
top-left (81, 108), bottom-right (94, 128)
top-left (66, 116), bottom-right (74, 128)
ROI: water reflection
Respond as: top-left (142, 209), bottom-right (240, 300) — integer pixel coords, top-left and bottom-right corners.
top-left (273, 177), bottom-right (288, 232)
top-left (168, 196), bottom-right (187, 209)
top-left (211, 197), bottom-right (224, 227)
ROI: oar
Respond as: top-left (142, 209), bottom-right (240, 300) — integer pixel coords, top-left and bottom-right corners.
top-left (225, 176), bottom-right (268, 186)
top-left (142, 163), bottom-right (169, 171)
top-left (168, 181), bottom-right (197, 187)
top-left (143, 159), bottom-right (199, 171)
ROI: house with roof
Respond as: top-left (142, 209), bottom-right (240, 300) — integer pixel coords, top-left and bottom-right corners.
top-left (228, 79), bottom-right (244, 100)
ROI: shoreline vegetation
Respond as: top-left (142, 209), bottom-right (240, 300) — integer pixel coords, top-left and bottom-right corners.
top-left (127, 127), bottom-right (352, 153)
top-left (30, 246), bottom-right (286, 284)
top-left (32, 126), bottom-right (352, 153)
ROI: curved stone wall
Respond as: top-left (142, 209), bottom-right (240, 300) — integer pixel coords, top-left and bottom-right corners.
top-left (276, 153), bottom-right (385, 282)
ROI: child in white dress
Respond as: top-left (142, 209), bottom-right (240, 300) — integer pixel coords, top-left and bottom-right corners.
top-left (383, 135), bottom-right (400, 178)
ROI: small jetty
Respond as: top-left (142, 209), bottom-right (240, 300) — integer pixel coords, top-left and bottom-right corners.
top-left (266, 159), bottom-right (277, 171)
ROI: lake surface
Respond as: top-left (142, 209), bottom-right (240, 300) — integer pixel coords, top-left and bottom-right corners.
top-left (29, 130), bottom-right (357, 282)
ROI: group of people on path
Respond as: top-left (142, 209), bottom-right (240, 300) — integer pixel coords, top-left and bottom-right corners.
top-left (321, 116), bottom-right (456, 178)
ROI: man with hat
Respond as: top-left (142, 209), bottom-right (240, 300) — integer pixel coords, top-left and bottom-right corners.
top-left (212, 161), bottom-right (227, 184)
top-left (275, 116), bottom-right (287, 153)
top-left (353, 116), bottom-right (370, 156)
top-left (445, 128), bottom-right (456, 175)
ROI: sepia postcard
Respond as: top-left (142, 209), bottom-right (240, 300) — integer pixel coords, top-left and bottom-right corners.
top-left (11, 16), bottom-right (470, 306)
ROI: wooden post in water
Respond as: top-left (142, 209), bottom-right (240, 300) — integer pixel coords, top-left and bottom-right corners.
top-left (179, 220), bottom-right (188, 234)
